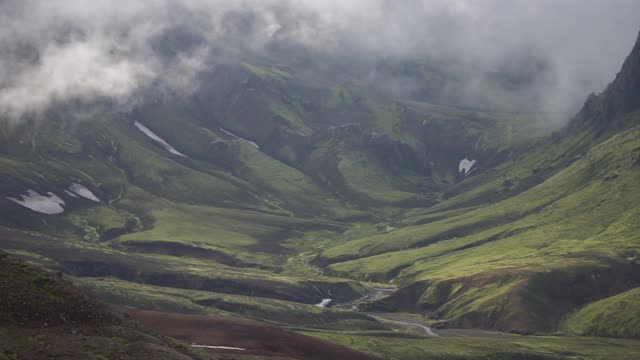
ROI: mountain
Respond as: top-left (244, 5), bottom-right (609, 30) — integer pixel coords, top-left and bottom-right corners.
top-left (570, 30), bottom-right (640, 131)
top-left (0, 250), bottom-right (214, 360)
top-left (0, 26), bottom-right (639, 360)
top-left (0, 251), bottom-right (376, 360)
top-left (320, 31), bottom-right (640, 334)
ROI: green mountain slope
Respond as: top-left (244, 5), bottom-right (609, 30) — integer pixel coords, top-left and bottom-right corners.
top-left (318, 31), bottom-right (640, 334)
top-left (0, 251), bottom-right (216, 360)
top-left (321, 121), bottom-right (640, 332)
top-left (561, 287), bottom-right (640, 338)
top-left (1, 23), bottom-right (639, 360)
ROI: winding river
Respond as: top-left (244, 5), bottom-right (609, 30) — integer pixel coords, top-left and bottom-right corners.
top-left (302, 256), bottom-right (440, 336)
top-left (332, 287), bottom-right (440, 336)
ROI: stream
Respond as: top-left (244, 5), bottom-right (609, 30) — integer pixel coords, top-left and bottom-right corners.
top-left (368, 315), bottom-right (439, 336)
top-left (303, 256), bottom-right (439, 336)
top-left (333, 287), bottom-right (439, 336)
top-left (332, 287), bottom-right (396, 311)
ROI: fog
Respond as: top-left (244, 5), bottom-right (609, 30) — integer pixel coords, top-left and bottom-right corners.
top-left (0, 0), bottom-right (639, 121)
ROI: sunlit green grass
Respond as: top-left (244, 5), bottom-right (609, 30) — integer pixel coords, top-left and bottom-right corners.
top-left (243, 63), bottom-right (293, 82)
top-left (561, 287), bottom-right (640, 338)
top-left (323, 125), bottom-right (640, 278)
top-left (77, 277), bottom-right (376, 329)
top-left (306, 330), bottom-right (640, 360)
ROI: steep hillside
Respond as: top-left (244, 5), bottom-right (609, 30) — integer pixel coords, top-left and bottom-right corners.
top-left (570, 30), bottom-right (640, 132)
top-left (0, 251), bottom-right (379, 359)
top-left (0, 48), bottom-right (537, 314)
top-left (321, 121), bottom-right (640, 333)
top-left (561, 287), bottom-right (640, 338)
top-left (317, 31), bottom-right (640, 334)
top-left (0, 251), bottom-right (215, 360)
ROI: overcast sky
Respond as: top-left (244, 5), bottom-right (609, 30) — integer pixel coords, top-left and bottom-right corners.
top-left (0, 0), bottom-right (639, 121)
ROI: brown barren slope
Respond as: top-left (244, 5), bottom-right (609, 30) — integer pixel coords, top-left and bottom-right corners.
top-left (125, 308), bottom-right (378, 360)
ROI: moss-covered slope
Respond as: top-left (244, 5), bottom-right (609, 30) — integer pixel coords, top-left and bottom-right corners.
top-left (561, 288), bottom-right (640, 338)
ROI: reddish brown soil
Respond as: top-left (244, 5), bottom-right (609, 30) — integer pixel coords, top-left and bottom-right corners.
top-left (125, 308), bottom-right (378, 360)
top-left (0, 251), bottom-right (214, 360)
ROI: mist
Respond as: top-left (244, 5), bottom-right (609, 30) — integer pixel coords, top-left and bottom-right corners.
top-left (0, 0), bottom-right (639, 122)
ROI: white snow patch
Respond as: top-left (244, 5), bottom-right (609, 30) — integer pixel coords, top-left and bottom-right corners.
top-left (220, 128), bottom-right (260, 149)
top-left (134, 120), bottom-right (187, 157)
top-left (64, 190), bottom-right (79, 198)
top-left (6, 190), bottom-right (65, 214)
top-left (69, 183), bottom-right (101, 203)
top-left (315, 299), bottom-right (332, 308)
top-left (191, 345), bottom-right (246, 351)
top-left (459, 158), bottom-right (476, 175)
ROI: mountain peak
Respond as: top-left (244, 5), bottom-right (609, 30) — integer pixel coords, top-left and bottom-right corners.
top-left (606, 30), bottom-right (640, 116)
top-left (571, 30), bottom-right (640, 130)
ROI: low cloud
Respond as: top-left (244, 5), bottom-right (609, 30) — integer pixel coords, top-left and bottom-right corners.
top-left (0, 0), bottom-right (638, 121)
top-left (0, 40), bottom-right (154, 118)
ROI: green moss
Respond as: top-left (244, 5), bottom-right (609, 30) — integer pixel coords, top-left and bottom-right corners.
top-left (324, 125), bottom-right (640, 273)
top-left (268, 98), bottom-right (312, 135)
top-left (243, 63), bottom-right (293, 81)
top-left (228, 142), bottom-right (355, 217)
top-left (337, 151), bottom-right (422, 204)
top-left (1, 53), bottom-right (640, 359)
top-left (561, 288), bottom-right (640, 338)
top-left (305, 329), bottom-right (640, 359)
top-left (326, 85), bottom-right (354, 109)
top-left (77, 277), bottom-right (375, 328)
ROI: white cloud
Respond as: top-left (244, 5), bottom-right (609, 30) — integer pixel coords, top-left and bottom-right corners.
top-left (0, 0), bottom-right (638, 120)
top-left (0, 40), bottom-right (154, 118)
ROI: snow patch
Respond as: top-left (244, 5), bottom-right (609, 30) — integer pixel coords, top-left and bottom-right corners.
top-left (69, 183), bottom-right (101, 203)
top-left (64, 190), bottom-right (79, 198)
top-left (220, 128), bottom-right (260, 149)
top-left (134, 120), bottom-right (187, 157)
top-left (191, 345), bottom-right (246, 351)
top-left (6, 190), bottom-right (65, 214)
top-left (459, 158), bottom-right (476, 175)
top-left (315, 299), bottom-right (332, 308)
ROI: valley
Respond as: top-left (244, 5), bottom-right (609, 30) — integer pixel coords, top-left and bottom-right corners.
top-left (0, 4), bottom-right (639, 358)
